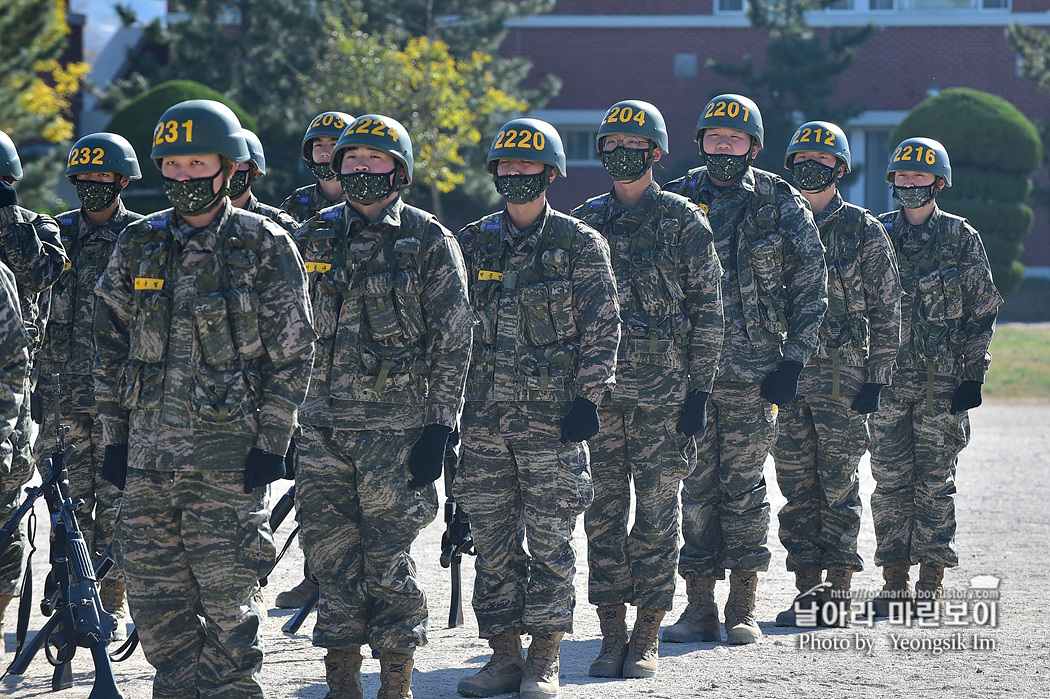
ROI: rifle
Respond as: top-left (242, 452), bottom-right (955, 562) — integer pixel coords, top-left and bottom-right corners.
top-left (1, 374), bottom-right (124, 697)
top-left (260, 483), bottom-right (296, 588)
top-left (439, 435), bottom-right (475, 628)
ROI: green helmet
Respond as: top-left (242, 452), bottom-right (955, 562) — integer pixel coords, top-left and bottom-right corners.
top-left (0, 130), bottom-right (23, 180)
top-left (301, 111), bottom-right (354, 162)
top-left (885, 137), bottom-right (951, 187)
top-left (331, 114), bottom-right (414, 185)
top-left (695, 93), bottom-right (764, 149)
top-left (595, 100), bottom-right (669, 155)
top-left (486, 118), bottom-right (567, 178)
top-left (66, 132), bottom-right (142, 182)
top-left (242, 130), bottom-right (266, 176)
top-left (784, 121), bottom-right (851, 172)
top-left (150, 99), bottom-right (249, 167)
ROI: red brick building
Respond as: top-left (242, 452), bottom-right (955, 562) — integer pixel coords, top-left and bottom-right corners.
top-left (502, 1), bottom-right (1050, 266)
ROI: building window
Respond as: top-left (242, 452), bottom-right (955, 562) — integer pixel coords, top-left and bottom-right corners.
top-left (827, 0), bottom-right (855, 9)
top-left (864, 130), bottom-right (894, 215)
top-left (563, 130), bottom-right (599, 164)
top-left (869, 0), bottom-right (895, 9)
top-left (675, 53), bottom-right (699, 79)
top-left (902, 0), bottom-right (1009, 8)
top-left (715, 0), bottom-right (745, 12)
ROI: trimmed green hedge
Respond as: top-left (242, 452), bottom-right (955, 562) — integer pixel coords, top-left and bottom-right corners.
top-left (949, 167), bottom-right (1033, 205)
top-left (104, 80), bottom-right (256, 214)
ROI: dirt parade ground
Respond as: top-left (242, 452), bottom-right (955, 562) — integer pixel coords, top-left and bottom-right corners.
top-left (4, 399), bottom-right (1048, 698)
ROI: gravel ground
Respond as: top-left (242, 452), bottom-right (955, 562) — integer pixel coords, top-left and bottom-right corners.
top-left (4, 399), bottom-right (1049, 698)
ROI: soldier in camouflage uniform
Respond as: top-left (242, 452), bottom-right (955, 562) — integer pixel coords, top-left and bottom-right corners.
top-left (291, 114), bottom-right (473, 699)
top-left (0, 259), bottom-right (29, 661)
top-left (569, 101), bottom-right (723, 679)
top-left (454, 118), bottom-right (620, 699)
top-left (663, 94), bottom-right (827, 645)
top-left (0, 129), bottom-right (67, 633)
top-left (771, 122), bottom-right (902, 627)
top-left (94, 100), bottom-right (315, 698)
top-left (280, 111), bottom-right (353, 224)
top-left (231, 129), bottom-right (299, 234)
top-left (869, 138), bottom-right (1001, 617)
top-left (34, 133), bottom-right (147, 639)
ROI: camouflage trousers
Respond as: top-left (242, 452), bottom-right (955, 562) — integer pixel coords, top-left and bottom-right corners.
top-left (296, 424), bottom-right (437, 651)
top-left (0, 400), bottom-right (37, 597)
top-left (455, 401), bottom-right (593, 638)
top-left (870, 393), bottom-right (969, 568)
top-left (584, 404), bottom-right (694, 611)
top-left (118, 468), bottom-right (274, 699)
top-left (33, 411), bottom-right (120, 559)
top-left (680, 381), bottom-right (774, 578)
top-left (771, 394), bottom-right (866, 572)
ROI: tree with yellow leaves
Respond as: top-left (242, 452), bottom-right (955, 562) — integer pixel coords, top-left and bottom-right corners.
top-left (1, 0), bottom-right (89, 208)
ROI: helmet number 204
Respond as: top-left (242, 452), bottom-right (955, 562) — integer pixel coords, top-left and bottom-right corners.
top-left (601, 106), bottom-right (647, 127)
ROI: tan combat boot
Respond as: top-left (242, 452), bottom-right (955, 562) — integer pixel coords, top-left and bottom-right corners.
top-left (377, 649), bottom-right (415, 699)
top-left (724, 571), bottom-right (761, 645)
top-left (870, 562), bottom-right (912, 618)
top-left (457, 627), bottom-right (525, 697)
top-left (661, 572), bottom-right (720, 643)
top-left (275, 576), bottom-right (319, 609)
top-left (588, 604), bottom-right (628, 678)
top-left (99, 574), bottom-right (128, 641)
top-left (323, 646), bottom-right (364, 699)
top-left (623, 607), bottom-right (666, 679)
top-left (914, 563), bottom-right (945, 618)
top-left (774, 568), bottom-right (823, 627)
top-left (822, 568), bottom-right (854, 627)
top-left (519, 632), bottom-right (564, 699)
top-left (0, 594), bottom-right (12, 662)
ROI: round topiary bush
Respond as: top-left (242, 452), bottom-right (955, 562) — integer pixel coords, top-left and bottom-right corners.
top-left (104, 80), bottom-right (257, 214)
top-left (891, 87), bottom-right (1043, 296)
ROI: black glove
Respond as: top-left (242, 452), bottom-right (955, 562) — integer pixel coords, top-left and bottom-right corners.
top-left (101, 444), bottom-right (129, 490)
top-left (283, 437), bottom-right (297, 480)
top-left (560, 396), bottom-right (600, 444)
top-left (676, 390), bottom-right (710, 437)
top-left (950, 380), bottom-right (983, 415)
top-left (408, 423), bottom-right (453, 489)
top-left (30, 387), bottom-right (43, 425)
top-left (760, 361), bottom-right (804, 407)
top-left (851, 383), bottom-right (883, 414)
top-left (243, 447), bottom-right (286, 494)
top-left (0, 181), bottom-right (17, 208)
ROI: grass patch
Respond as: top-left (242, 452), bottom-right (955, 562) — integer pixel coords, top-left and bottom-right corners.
top-left (984, 324), bottom-right (1050, 400)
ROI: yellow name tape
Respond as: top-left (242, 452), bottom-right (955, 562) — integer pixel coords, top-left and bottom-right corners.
top-left (697, 203), bottom-right (709, 214)
top-left (305, 262), bottom-right (332, 273)
top-left (63, 261), bottom-right (72, 270)
top-left (134, 277), bottom-right (164, 290)
top-left (478, 270), bottom-right (503, 281)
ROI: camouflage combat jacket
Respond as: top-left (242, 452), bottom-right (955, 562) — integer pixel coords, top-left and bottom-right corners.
top-left (294, 197), bottom-right (473, 430)
top-left (242, 192), bottom-right (299, 234)
top-left (94, 201), bottom-right (316, 471)
top-left (0, 204), bottom-right (68, 355)
top-left (879, 206), bottom-right (1002, 397)
top-left (797, 193), bottom-right (902, 398)
top-left (0, 262), bottom-right (29, 471)
top-left (665, 167), bottom-right (827, 383)
top-left (280, 183), bottom-right (344, 224)
top-left (571, 182), bottom-right (723, 406)
top-left (36, 204), bottom-right (144, 416)
top-left (457, 204), bottom-right (620, 405)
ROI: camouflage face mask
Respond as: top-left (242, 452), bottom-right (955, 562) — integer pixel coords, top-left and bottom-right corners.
top-left (162, 167), bottom-right (224, 216)
top-left (339, 169), bottom-right (396, 205)
top-left (74, 179), bottom-right (121, 212)
top-left (791, 159), bottom-right (837, 193)
top-left (309, 160), bottom-right (338, 181)
top-left (227, 168), bottom-right (253, 199)
top-left (493, 172), bottom-right (549, 205)
top-left (600, 146), bottom-right (651, 182)
top-left (703, 152), bottom-right (750, 182)
top-left (892, 183), bottom-right (938, 209)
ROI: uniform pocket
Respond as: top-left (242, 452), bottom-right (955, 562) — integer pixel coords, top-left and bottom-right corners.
top-left (225, 288), bottom-right (266, 360)
top-left (362, 273), bottom-right (401, 340)
top-left (191, 365), bottom-right (260, 424)
top-left (918, 271), bottom-right (947, 322)
top-left (192, 293), bottom-right (238, 366)
top-left (551, 442), bottom-right (593, 518)
top-left (521, 283), bottom-right (558, 346)
top-left (118, 361), bottom-right (165, 410)
top-left (129, 292), bottom-right (172, 363)
top-left (393, 268), bottom-right (426, 341)
top-left (546, 280), bottom-right (577, 340)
